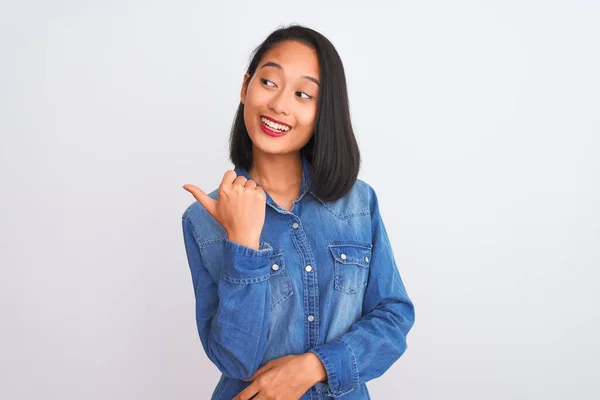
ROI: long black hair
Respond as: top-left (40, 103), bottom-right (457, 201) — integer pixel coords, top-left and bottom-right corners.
top-left (229, 24), bottom-right (361, 203)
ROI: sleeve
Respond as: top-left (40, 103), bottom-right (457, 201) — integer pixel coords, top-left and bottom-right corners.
top-left (182, 216), bottom-right (274, 380)
top-left (310, 184), bottom-right (416, 397)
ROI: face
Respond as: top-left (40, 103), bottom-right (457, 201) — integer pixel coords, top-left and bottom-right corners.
top-left (240, 40), bottom-right (320, 157)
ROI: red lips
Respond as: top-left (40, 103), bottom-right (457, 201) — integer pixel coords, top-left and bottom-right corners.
top-left (260, 115), bottom-right (291, 129)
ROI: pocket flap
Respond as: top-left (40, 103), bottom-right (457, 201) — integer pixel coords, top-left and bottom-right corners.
top-left (328, 243), bottom-right (372, 268)
top-left (269, 250), bottom-right (286, 276)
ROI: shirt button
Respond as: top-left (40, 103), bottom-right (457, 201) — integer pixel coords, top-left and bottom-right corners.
top-left (305, 265), bottom-right (312, 272)
top-left (365, 257), bottom-right (369, 262)
top-left (307, 315), bottom-right (315, 322)
top-left (340, 254), bottom-right (347, 260)
top-left (271, 264), bottom-right (279, 271)
top-left (292, 222), bottom-right (299, 229)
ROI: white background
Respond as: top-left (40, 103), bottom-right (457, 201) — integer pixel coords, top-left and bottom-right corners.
top-left (1, 1), bottom-right (599, 399)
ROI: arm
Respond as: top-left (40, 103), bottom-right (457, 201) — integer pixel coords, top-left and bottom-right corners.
top-left (182, 216), bottom-right (273, 380)
top-left (310, 185), bottom-right (415, 396)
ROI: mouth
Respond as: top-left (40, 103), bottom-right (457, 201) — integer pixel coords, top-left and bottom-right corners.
top-left (259, 115), bottom-right (292, 137)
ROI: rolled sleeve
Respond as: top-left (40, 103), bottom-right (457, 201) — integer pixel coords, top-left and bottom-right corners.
top-left (310, 339), bottom-right (359, 397)
top-left (220, 238), bottom-right (273, 282)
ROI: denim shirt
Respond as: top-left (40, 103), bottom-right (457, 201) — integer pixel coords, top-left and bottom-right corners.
top-left (181, 156), bottom-right (415, 399)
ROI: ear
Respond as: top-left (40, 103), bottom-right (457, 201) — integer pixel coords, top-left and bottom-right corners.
top-left (240, 73), bottom-right (250, 105)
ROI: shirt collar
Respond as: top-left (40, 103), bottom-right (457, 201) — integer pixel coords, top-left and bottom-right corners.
top-left (233, 154), bottom-right (313, 210)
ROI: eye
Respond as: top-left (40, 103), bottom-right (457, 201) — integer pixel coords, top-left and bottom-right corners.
top-left (260, 78), bottom-right (276, 87)
top-left (296, 91), bottom-right (313, 100)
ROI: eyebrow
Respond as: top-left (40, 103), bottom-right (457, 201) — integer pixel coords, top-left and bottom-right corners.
top-left (259, 61), bottom-right (320, 87)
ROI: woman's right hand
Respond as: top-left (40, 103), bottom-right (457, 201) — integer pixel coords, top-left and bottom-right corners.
top-left (183, 170), bottom-right (267, 250)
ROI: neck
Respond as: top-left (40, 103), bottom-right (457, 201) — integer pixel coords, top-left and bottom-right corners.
top-left (247, 147), bottom-right (303, 195)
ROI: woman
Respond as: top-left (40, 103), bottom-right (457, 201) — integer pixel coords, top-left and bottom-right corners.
top-left (182, 24), bottom-right (415, 400)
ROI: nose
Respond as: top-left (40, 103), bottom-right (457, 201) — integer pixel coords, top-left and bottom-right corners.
top-left (268, 90), bottom-right (291, 116)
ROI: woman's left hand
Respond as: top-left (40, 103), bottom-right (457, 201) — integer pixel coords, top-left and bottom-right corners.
top-left (233, 353), bottom-right (326, 400)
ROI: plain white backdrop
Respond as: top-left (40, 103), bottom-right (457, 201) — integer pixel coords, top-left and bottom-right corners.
top-left (1, 1), bottom-right (599, 399)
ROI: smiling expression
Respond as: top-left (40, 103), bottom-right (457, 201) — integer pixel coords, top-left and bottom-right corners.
top-left (240, 40), bottom-right (320, 156)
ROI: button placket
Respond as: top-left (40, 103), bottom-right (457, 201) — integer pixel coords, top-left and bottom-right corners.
top-left (287, 215), bottom-right (319, 354)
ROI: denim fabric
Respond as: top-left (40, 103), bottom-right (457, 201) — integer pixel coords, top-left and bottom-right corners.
top-left (182, 156), bottom-right (415, 399)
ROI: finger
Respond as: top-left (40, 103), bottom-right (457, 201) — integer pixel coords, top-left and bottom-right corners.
top-left (244, 362), bottom-right (273, 382)
top-left (182, 184), bottom-right (217, 218)
top-left (233, 380), bottom-right (259, 400)
top-left (220, 169), bottom-right (238, 186)
top-left (233, 175), bottom-right (248, 187)
top-left (245, 180), bottom-right (257, 190)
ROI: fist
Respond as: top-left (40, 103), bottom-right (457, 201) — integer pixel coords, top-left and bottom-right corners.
top-left (183, 170), bottom-right (267, 250)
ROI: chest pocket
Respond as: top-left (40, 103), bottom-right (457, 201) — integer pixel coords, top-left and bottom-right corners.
top-left (329, 242), bottom-right (372, 294)
top-left (269, 250), bottom-right (293, 309)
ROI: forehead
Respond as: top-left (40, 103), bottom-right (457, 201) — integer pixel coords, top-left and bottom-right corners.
top-left (260, 40), bottom-right (320, 79)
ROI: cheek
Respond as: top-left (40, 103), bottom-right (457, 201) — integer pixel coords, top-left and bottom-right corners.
top-left (296, 106), bottom-right (317, 130)
top-left (245, 83), bottom-right (270, 107)
top-left (243, 88), bottom-right (266, 125)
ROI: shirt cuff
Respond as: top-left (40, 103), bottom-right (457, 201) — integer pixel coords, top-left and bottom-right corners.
top-left (220, 238), bottom-right (273, 282)
top-left (310, 339), bottom-right (359, 397)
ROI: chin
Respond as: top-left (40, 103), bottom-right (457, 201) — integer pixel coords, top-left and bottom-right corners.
top-left (254, 142), bottom-right (292, 156)
top-left (252, 136), bottom-right (306, 158)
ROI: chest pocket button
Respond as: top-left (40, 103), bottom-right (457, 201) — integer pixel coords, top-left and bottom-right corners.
top-left (328, 243), bottom-right (372, 294)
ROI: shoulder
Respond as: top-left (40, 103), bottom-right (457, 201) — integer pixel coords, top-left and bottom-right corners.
top-left (348, 178), bottom-right (376, 204)
top-left (181, 188), bottom-right (226, 247)
top-left (353, 178), bottom-right (379, 213)
top-left (313, 178), bottom-right (377, 219)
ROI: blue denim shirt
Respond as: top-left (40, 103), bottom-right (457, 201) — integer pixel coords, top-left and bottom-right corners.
top-left (182, 156), bottom-right (415, 399)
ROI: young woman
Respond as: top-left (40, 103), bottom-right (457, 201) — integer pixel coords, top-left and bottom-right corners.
top-left (182, 25), bottom-right (415, 400)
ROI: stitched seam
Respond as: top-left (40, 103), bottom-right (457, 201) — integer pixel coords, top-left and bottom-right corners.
top-left (290, 219), bottom-right (311, 349)
top-left (220, 272), bottom-right (270, 284)
top-left (270, 250), bottom-right (284, 257)
top-left (334, 260), bottom-right (369, 267)
top-left (182, 217), bottom-right (205, 290)
top-left (329, 242), bottom-right (371, 294)
top-left (323, 203), bottom-right (370, 220)
top-left (322, 340), bottom-right (359, 396)
top-left (313, 197), bottom-right (370, 220)
top-left (328, 241), bottom-right (372, 249)
top-left (182, 216), bottom-right (202, 244)
top-left (320, 350), bottom-right (338, 394)
top-left (270, 255), bottom-right (293, 310)
top-left (328, 244), bottom-right (371, 268)
top-left (198, 235), bottom-right (227, 249)
top-left (339, 339), bottom-right (360, 387)
top-left (271, 287), bottom-right (293, 310)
